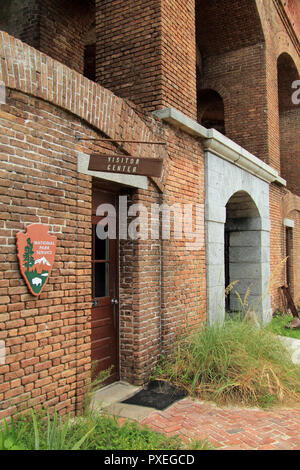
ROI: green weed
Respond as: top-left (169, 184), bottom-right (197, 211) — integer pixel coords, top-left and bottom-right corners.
top-left (153, 318), bottom-right (300, 408)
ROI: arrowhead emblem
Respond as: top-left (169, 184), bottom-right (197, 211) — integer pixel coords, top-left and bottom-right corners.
top-left (16, 224), bottom-right (57, 297)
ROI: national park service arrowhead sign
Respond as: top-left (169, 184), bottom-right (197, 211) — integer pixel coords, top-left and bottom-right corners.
top-left (16, 224), bottom-right (57, 297)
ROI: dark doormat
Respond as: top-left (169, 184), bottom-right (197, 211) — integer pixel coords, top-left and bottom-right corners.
top-left (121, 380), bottom-right (187, 410)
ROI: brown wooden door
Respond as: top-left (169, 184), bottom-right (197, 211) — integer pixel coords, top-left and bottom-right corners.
top-left (91, 191), bottom-right (119, 384)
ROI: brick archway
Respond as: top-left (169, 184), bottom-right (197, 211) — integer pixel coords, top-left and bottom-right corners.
top-left (283, 192), bottom-right (300, 218)
top-left (0, 31), bottom-right (168, 190)
top-left (277, 52), bottom-right (300, 196)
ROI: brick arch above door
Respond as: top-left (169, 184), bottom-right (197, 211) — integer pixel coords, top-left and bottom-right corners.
top-left (0, 31), bottom-right (168, 191)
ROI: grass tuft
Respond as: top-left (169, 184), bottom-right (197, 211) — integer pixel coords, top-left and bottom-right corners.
top-left (153, 318), bottom-right (300, 408)
top-left (266, 313), bottom-right (300, 340)
top-left (2, 408), bottom-right (212, 450)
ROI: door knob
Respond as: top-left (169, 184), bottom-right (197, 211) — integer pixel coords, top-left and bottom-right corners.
top-left (111, 298), bottom-right (118, 305)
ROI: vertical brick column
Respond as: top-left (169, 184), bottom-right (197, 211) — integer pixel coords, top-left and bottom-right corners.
top-left (95, 0), bottom-right (197, 119)
top-left (160, 0), bottom-right (197, 118)
top-left (195, 0), bottom-right (269, 164)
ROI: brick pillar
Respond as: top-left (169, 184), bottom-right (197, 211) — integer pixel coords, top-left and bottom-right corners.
top-left (95, 0), bottom-right (197, 119)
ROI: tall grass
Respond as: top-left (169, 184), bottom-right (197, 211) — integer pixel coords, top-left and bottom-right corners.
top-left (0, 408), bottom-right (212, 450)
top-left (154, 318), bottom-right (300, 408)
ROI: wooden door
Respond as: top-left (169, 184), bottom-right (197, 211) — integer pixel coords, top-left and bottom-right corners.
top-left (91, 191), bottom-right (119, 384)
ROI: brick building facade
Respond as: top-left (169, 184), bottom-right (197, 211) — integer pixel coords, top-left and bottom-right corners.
top-left (0, 0), bottom-right (299, 419)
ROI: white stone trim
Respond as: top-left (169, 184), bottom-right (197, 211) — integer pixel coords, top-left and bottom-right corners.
top-left (205, 151), bottom-right (272, 325)
top-left (153, 107), bottom-right (286, 187)
top-left (154, 107), bottom-right (208, 138)
top-left (0, 81), bottom-right (6, 104)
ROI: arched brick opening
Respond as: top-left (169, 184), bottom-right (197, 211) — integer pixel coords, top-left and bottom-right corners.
top-left (40, 0), bottom-right (95, 75)
top-left (0, 32), bottom-right (167, 169)
top-left (277, 53), bottom-right (300, 195)
top-left (197, 89), bottom-right (225, 135)
top-left (195, 0), bottom-right (264, 57)
top-left (195, 0), bottom-right (269, 162)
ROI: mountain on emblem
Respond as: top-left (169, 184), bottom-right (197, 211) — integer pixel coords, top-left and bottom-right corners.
top-left (35, 256), bottom-right (51, 266)
top-left (16, 224), bottom-right (57, 297)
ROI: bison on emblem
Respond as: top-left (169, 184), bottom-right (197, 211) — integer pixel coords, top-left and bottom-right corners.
top-left (16, 224), bottom-right (57, 297)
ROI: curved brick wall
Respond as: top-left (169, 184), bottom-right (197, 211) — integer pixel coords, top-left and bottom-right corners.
top-left (0, 32), bottom-right (166, 166)
top-left (0, 31), bottom-right (206, 419)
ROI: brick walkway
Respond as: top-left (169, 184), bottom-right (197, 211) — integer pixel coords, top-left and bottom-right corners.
top-left (140, 399), bottom-right (300, 450)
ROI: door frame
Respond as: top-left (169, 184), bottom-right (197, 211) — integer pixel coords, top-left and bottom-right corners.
top-left (91, 185), bottom-right (120, 383)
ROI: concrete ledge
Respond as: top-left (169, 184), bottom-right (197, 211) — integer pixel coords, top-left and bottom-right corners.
top-left (204, 131), bottom-right (279, 185)
top-left (283, 218), bottom-right (295, 228)
top-left (154, 107), bottom-right (287, 187)
top-left (153, 107), bottom-right (207, 138)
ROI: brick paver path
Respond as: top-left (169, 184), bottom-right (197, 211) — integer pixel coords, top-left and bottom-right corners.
top-left (141, 399), bottom-right (300, 450)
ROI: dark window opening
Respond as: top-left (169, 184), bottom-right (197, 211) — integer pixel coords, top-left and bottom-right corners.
top-left (197, 89), bottom-right (225, 135)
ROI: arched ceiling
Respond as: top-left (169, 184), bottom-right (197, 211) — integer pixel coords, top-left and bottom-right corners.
top-left (195, 0), bottom-right (265, 57)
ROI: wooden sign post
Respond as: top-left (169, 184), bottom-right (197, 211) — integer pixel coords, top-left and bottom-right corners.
top-left (88, 154), bottom-right (163, 178)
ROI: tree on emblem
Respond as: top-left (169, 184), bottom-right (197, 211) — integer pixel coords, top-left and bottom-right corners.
top-left (23, 237), bottom-right (35, 272)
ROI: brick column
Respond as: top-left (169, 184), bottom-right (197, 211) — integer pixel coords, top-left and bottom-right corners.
top-left (95, 0), bottom-right (197, 119)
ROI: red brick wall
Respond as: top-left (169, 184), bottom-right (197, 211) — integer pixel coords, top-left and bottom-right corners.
top-left (0, 32), bottom-right (207, 417)
top-left (118, 187), bottom-right (162, 386)
top-left (118, 118), bottom-right (207, 384)
top-left (269, 185), bottom-right (286, 311)
top-left (160, 0), bottom-right (197, 119)
top-left (199, 45), bottom-right (269, 164)
top-left (0, 31), bottom-right (164, 416)
top-left (39, 0), bottom-right (94, 74)
top-left (95, 0), bottom-right (162, 114)
top-left (282, 191), bottom-right (300, 307)
top-left (279, 109), bottom-right (300, 196)
top-left (0, 89), bottom-right (93, 418)
top-left (290, 210), bottom-right (300, 306)
top-left (256, 1), bottom-right (300, 171)
top-left (0, 0), bottom-right (41, 49)
top-left (0, 0), bottom-right (95, 75)
top-left (159, 125), bottom-right (206, 351)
